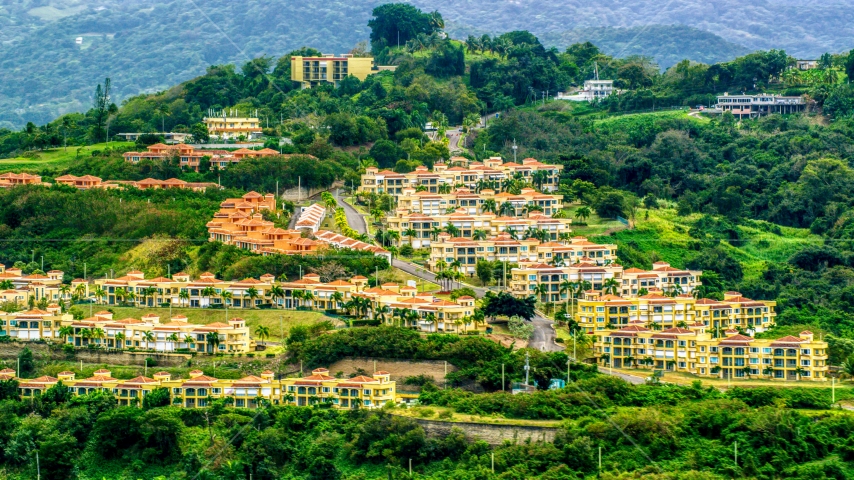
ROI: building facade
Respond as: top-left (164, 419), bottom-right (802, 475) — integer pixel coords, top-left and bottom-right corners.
top-left (202, 117), bottom-right (262, 140)
top-left (14, 368), bottom-right (397, 409)
top-left (290, 54), bottom-right (375, 88)
top-left (594, 326), bottom-right (828, 381)
top-left (715, 94), bottom-right (806, 118)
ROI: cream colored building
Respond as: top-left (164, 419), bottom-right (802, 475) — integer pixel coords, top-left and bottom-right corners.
top-left (290, 54), bottom-right (375, 88)
top-left (14, 368), bottom-right (397, 409)
top-left (397, 187), bottom-right (564, 217)
top-left (595, 325), bottom-right (827, 381)
top-left (203, 116), bottom-right (262, 140)
top-left (359, 157), bottom-right (563, 197)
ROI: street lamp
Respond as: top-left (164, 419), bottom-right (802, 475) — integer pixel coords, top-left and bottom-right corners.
top-left (512, 139), bottom-right (518, 164)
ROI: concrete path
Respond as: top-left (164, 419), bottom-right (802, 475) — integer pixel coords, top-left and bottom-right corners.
top-left (599, 369), bottom-right (647, 385)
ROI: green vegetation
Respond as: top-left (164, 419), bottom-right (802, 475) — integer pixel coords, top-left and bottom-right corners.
top-left (0, 142), bottom-right (133, 173)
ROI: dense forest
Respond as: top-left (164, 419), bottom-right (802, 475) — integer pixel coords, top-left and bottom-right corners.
top-left (3, 0), bottom-right (854, 127)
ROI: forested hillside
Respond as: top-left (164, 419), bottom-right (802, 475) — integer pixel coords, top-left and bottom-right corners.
top-left (3, 0), bottom-right (853, 127)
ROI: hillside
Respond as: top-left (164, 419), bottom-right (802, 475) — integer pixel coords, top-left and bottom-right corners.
top-left (2, 0), bottom-right (854, 128)
top-left (538, 25), bottom-right (750, 70)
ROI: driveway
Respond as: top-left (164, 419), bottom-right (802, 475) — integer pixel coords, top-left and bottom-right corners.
top-left (335, 189), bottom-right (368, 235)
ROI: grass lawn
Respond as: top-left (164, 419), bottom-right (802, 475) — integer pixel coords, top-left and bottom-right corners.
top-left (598, 207), bottom-right (821, 282)
top-left (0, 142), bottom-right (134, 172)
top-left (106, 306), bottom-right (337, 342)
top-left (383, 267), bottom-right (441, 293)
top-left (562, 203), bottom-right (627, 236)
top-left (608, 366), bottom-right (852, 392)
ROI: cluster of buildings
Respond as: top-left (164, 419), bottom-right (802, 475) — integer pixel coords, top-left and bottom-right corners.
top-left (359, 157), bottom-right (563, 197)
top-left (205, 192), bottom-right (388, 259)
top-left (0, 172), bottom-right (48, 188)
top-left (7, 368), bottom-right (396, 410)
top-left (123, 143), bottom-right (280, 171)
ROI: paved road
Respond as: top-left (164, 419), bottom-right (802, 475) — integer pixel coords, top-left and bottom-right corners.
top-left (335, 189), bottom-right (368, 235)
top-left (600, 369), bottom-right (646, 385)
top-left (447, 128), bottom-right (463, 153)
top-left (288, 206), bottom-right (300, 230)
top-left (336, 186), bottom-right (562, 352)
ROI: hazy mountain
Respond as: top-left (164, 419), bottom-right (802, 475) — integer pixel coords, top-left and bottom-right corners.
top-left (1, 0), bottom-right (852, 128)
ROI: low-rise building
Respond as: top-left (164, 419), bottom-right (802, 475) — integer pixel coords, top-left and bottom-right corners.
top-left (359, 157), bottom-right (563, 197)
top-left (386, 208), bottom-right (572, 249)
top-left (295, 203), bottom-right (326, 232)
top-left (575, 291), bottom-right (775, 334)
top-left (715, 94), bottom-right (805, 118)
top-left (123, 143), bottom-right (278, 171)
top-left (0, 172), bottom-right (46, 188)
top-left (594, 325), bottom-right (827, 381)
top-left (202, 116), bottom-right (262, 140)
top-left (397, 187), bottom-right (564, 217)
top-left (14, 368), bottom-right (397, 409)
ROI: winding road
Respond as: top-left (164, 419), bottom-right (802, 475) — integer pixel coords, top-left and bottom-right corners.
top-left (335, 192), bottom-right (562, 352)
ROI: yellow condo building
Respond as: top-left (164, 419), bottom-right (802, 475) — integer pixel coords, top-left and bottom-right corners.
top-left (203, 115), bottom-right (262, 140)
top-left (12, 368), bottom-right (396, 409)
top-left (595, 325), bottom-right (828, 381)
top-left (290, 54), bottom-right (375, 88)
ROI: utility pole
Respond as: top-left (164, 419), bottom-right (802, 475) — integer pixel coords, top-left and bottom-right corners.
top-left (734, 441), bottom-right (738, 466)
top-left (280, 316), bottom-right (284, 344)
top-left (491, 452), bottom-right (495, 473)
top-left (832, 376), bottom-right (836, 404)
top-left (409, 458), bottom-right (412, 477)
top-left (501, 363), bottom-right (505, 391)
top-left (524, 351), bottom-right (530, 386)
top-left (36, 451), bottom-right (41, 480)
top-left (512, 139), bottom-right (518, 164)
top-left (298, 176), bottom-right (301, 202)
top-left (598, 446), bottom-right (602, 473)
top-left (567, 358), bottom-right (571, 384)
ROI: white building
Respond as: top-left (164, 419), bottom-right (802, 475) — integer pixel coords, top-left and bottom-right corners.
top-left (714, 94), bottom-right (805, 119)
top-left (557, 79), bottom-right (615, 102)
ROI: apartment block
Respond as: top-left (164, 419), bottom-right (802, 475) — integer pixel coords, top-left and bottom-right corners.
top-left (14, 368), bottom-right (396, 409)
top-left (595, 326), bottom-right (827, 381)
top-left (714, 94), bottom-right (805, 119)
top-left (202, 117), bottom-right (262, 140)
top-left (396, 187), bottom-right (564, 217)
top-left (386, 208), bottom-right (572, 249)
top-left (575, 291), bottom-right (775, 334)
top-left (359, 157), bottom-right (563, 197)
top-left (290, 54), bottom-right (375, 88)
top-left (123, 143), bottom-right (279, 171)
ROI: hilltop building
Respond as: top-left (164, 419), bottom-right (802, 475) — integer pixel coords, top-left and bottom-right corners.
top-left (122, 143), bottom-right (280, 171)
top-left (290, 54), bottom-right (376, 88)
top-left (202, 115), bottom-right (262, 140)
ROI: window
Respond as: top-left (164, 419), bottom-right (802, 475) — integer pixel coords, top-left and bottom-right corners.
top-left (801, 349), bottom-right (811, 355)
top-left (364, 389), bottom-right (371, 396)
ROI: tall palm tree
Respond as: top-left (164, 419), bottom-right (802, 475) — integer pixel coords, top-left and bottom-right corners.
top-left (330, 291), bottom-right (344, 313)
top-left (183, 334), bottom-right (196, 349)
top-left (292, 289), bottom-right (304, 309)
top-left (142, 331), bottom-right (155, 350)
top-left (472, 229), bottom-right (488, 241)
top-left (374, 305), bottom-right (391, 324)
top-left (268, 285), bottom-right (285, 308)
top-left (201, 287), bottom-right (216, 307)
top-left (425, 313), bottom-right (438, 332)
top-left (560, 280), bottom-right (575, 313)
top-left (179, 289), bottom-right (190, 307)
top-left (58, 326), bottom-right (74, 344)
top-left (431, 227), bottom-right (444, 241)
top-left (385, 230), bottom-right (400, 247)
top-left (93, 286), bottom-right (106, 305)
top-left (206, 331), bottom-right (221, 353)
top-left (155, 104), bottom-right (170, 133)
top-left (444, 224), bottom-right (460, 237)
top-left (481, 198), bottom-right (497, 214)
top-left (302, 291), bottom-right (315, 311)
top-left (602, 278), bottom-right (620, 296)
top-left (533, 283), bottom-right (549, 303)
top-left (246, 287), bottom-right (259, 309)
top-left (114, 331), bottom-right (126, 349)
top-left (254, 325), bottom-right (270, 346)
top-left (167, 333), bottom-right (179, 352)
top-left (499, 201), bottom-right (516, 217)
top-left (403, 228), bottom-right (418, 246)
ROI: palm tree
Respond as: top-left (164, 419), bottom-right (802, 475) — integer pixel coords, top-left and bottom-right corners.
top-left (220, 291), bottom-right (233, 317)
top-left (90, 327), bottom-right (106, 346)
top-left (430, 226), bottom-right (444, 241)
top-left (183, 334), bottom-right (196, 349)
top-left (444, 224), bottom-right (460, 237)
top-left (254, 325), bottom-right (270, 346)
top-left (58, 326), bottom-right (74, 344)
top-left (94, 286), bottom-right (106, 305)
top-left (114, 332), bottom-right (126, 349)
top-left (0, 279), bottom-right (14, 290)
top-left (302, 291), bottom-right (315, 311)
top-left (246, 287), bottom-right (259, 309)
top-left (602, 278), bottom-right (620, 296)
top-left (405, 309), bottom-right (419, 328)
top-left (206, 331), bottom-right (221, 353)
top-left (559, 280), bottom-right (575, 313)
top-left (114, 287), bottom-right (127, 305)
top-left (403, 228), bottom-right (418, 246)
top-left (438, 183), bottom-right (452, 194)
top-left (374, 305), bottom-right (391, 324)
top-left (762, 366), bottom-right (775, 379)
top-left (624, 356), bottom-right (636, 368)
top-left (575, 206), bottom-right (591, 223)
top-left (201, 287), bottom-right (216, 307)
top-left (59, 284), bottom-right (71, 305)
top-left (267, 285), bottom-right (284, 308)
top-left (155, 104), bottom-right (170, 133)
top-left (600, 353), bottom-right (611, 367)
top-left (793, 366), bottom-right (806, 381)
top-left (125, 290), bottom-right (136, 306)
top-left (80, 328), bottom-right (92, 346)
top-left (142, 331), bottom-right (155, 350)
top-left (167, 333), bottom-right (179, 352)
top-left (481, 199), bottom-right (497, 214)
top-left (292, 290), bottom-right (304, 309)
top-left (425, 313), bottom-right (438, 332)
top-left (179, 289), bottom-right (190, 307)
top-left (330, 292), bottom-right (344, 313)
top-left (499, 201), bottom-right (516, 217)
top-left (533, 283), bottom-right (549, 303)
top-left (472, 229), bottom-right (488, 241)
top-left (73, 283), bottom-right (86, 303)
